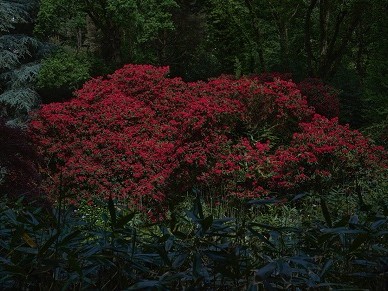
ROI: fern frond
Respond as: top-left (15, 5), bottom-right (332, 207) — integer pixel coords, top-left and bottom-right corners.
top-left (5, 117), bottom-right (29, 128)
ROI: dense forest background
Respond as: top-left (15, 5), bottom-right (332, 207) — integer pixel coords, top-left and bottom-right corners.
top-left (1, 0), bottom-right (387, 139)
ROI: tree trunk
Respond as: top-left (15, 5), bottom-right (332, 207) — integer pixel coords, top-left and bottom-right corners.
top-left (318, 0), bottom-right (330, 77)
top-left (101, 23), bottom-right (122, 64)
top-left (305, 0), bottom-right (318, 76)
top-left (244, 0), bottom-right (266, 72)
top-left (279, 23), bottom-right (290, 71)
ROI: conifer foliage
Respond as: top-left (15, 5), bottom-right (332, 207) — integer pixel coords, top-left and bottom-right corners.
top-left (0, 0), bottom-right (46, 125)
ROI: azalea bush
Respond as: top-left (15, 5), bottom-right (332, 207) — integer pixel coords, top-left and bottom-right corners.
top-left (270, 115), bottom-right (386, 194)
top-left (250, 73), bottom-right (340, 119)
top-left (30, 65), bottom-right (386, 213)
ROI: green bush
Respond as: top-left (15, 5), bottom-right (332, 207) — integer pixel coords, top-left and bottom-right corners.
top-left (37, 51), bottom-right (91, 102)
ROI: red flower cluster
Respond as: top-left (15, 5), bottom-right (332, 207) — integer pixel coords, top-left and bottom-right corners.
top-left (270, 114), bottom-right (386, 192)
top-left (30, 65), bottom-right (386, 210)
top-left (246, 73), bottom-right (340, 118)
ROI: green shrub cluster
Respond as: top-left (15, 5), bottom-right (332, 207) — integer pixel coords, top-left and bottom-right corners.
top-left (37, 51), bottom-right (91, 90)
top-left (37, 51), bottom-right (91, 102)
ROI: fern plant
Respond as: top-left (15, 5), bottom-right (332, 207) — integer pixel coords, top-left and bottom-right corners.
top-left (0, 0), bottom-right (47, 125)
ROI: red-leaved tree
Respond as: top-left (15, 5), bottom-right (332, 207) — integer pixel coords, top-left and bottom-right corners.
top-left (298, 78), bottom-right (340, 118)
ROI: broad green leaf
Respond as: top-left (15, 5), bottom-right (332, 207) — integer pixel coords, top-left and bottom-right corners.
top-left (38, 231), bottom-right (60, 256)
top-left (108, 196), bottom-right (117, 227)
top-left (128, 280), bottom-right (159, 289)
top-left (320, 198), bottom-right (332, 228)
top-left (255, 262), bottom-right (277, 280)
top-left (200, 215), bottom-right (213, 233)
top-left (116, 212), bottom-right (136, 229)
top-left (172, 253), bottom-right (188, 269)
top-left (164, 237), bottom-right (174, 252)
top-left (58, 230), bottom-right (82, 247)
top-left (21, 231), bottom-right (37, 248)
top-left (319, 259), bottom-right (333, 278)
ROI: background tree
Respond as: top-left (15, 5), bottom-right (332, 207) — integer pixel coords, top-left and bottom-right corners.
top-left (205, 0), bottom-right (272, 75)
top-left (360, 0), bottom-right (388, 146)
top-left (203, 0), bottom-right (387, 134)
top-left (35, 0), bottom-right (177, 68)
top-left (304, 0), bottom-right (369, 79)
top-left (162, 0), bottom-right (222, 80)
top-left (266, 0), bottom-right (303, 72)
top-left (32, 0), bottom-right (387, 141)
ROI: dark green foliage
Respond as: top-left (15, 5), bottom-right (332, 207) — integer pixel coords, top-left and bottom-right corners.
top-left (0, 0), bottom-right (47, 125)
top-left (28, 0), bottom-right (388, 133)
top-left (0, 0), bottom-right (34, 32)
top-left (33, 0), bottom-right (86, 47)
top-left (360, 0), bottom-right (388, 146)
top-left (164, 0), bottom-right (223, 81)
top-left (35, 0), bottom-right (178, 67)
top-left (27, 0), bottom-right (388, 134)
top-left (0, 199), bottom-right (146, 290)
top-left (201, 0), bottom-right (387, 128)
top-left (1, 192), bottom-right (386, 290)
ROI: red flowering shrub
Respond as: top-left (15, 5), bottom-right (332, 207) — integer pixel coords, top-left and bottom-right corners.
top-left (270, 114), bottom-right (387, 193)
top-left (246, 73), bottom-right (340, 119)
top-left (298, 78), bottom-right (340, 118)
top-left (199, 138), bottom-right (272, 200)
top-left (30, 64), bottom-right (386, 212)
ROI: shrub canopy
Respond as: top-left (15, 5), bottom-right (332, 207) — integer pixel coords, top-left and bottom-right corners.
top-left (30, 65), bottom-right (386, 212)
